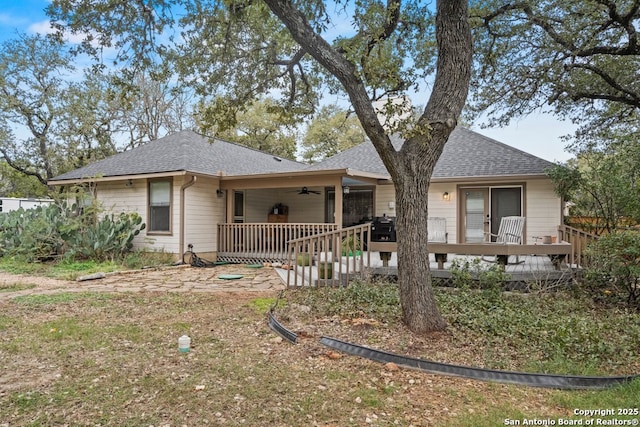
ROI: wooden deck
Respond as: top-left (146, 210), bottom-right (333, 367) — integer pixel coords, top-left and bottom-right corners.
top-left (216, 223), bottom-right (594, 288)
top-left (370, 241), bottom-right (572, 269)
top-left (277, 249), bottom-right (575, 288)
top-left (366, 251), bottom-right (574, 283)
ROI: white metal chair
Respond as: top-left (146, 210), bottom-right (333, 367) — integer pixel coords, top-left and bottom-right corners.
top-left (428, 217), bottom-right (448, 268)
top-left (483, 216), bottom-right (526, 264)
top-left (427, 217), bottom-right (448, 243)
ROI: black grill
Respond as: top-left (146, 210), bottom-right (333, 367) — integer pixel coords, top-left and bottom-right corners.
top-left (371, 216), bottom-right (396, 242)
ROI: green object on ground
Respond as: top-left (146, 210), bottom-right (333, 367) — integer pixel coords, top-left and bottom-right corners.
top-left (245, 264), bottom-right (263, 268)
top-left (218, 274), bottom-right (244, 280)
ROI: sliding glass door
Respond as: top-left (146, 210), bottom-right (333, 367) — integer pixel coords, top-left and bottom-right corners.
top-left (460, 186), bottom-right (523, 242)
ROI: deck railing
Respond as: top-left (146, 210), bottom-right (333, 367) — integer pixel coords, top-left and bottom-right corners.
top-left (557, 225), bottom-right (599, 268)
top-left (216, 223), bottom-right (339, 263)
top-left (286, 223), bottom-right (372, 288)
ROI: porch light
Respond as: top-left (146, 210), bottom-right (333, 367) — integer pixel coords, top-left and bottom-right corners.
top-left (125, 179), bottom-right (133, 188)
top-left (216, 189), bottom-right (224, 198)
top-left (343, 186), bottom-right (350, 194)
top-left (443, 192), bottom-right (450, 201)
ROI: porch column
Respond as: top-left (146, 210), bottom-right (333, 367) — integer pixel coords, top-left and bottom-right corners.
top-left (334, 177), bottom-right (343, 228)
top-left (225, 189), bottom-right (233, 223)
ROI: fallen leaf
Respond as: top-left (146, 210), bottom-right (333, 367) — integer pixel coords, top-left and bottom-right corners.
top-left (384, 362), bottom-right (399, 372)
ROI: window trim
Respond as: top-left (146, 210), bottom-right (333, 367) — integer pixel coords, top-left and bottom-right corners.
top-left (147, 178), bottom-right (173, 235)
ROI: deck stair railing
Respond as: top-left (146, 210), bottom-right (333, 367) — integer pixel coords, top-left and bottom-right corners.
top-left (557, 225), bottom-right (599, 268)
top-left (217, 223), bottom-right (339, 263)
top-left (286, 223), bottom-right (372, 287)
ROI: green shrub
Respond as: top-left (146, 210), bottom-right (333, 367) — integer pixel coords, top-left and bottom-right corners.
top-left (436, 289), bottom-right (640, 373)
top-left (64, 211), bottom-right (145, 261)
top-left (297, 280), bottom-right (401, 322)
top-left (0, 201), bottom-right (146, 262)
top-left (0, 204), bottom-right (66, 261)
top-left (449, 257), bottom-right (509, 291)
top-left (582, 231), bottom-right (640, 308)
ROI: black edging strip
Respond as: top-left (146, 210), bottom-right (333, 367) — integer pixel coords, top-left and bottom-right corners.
top-left (268, 313), bottom-right (297, 344)
top-left (320, 336), bottom-right (638, 390)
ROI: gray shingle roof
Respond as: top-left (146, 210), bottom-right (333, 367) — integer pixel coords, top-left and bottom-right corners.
top-left (50, 130), bottom-right (306, 181)
top-left (51, 127), bottom-right (555, 183)
top-left (306, 127), bottom-right (555, 178)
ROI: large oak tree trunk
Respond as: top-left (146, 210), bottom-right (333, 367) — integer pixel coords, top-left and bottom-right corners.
top-left (393, 156), bottom-right (448, 332)
top-left (388, 0), bottom-right (472, 333)
top-left (266, 0), bottom-right (472, 333)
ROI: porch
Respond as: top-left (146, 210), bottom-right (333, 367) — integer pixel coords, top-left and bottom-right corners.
top-left (216, 223), bottom-right (597, 288)
top-left (217, 223), bottom-right (339, 263)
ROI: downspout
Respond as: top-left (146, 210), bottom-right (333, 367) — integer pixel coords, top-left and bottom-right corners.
top-left (180, 175), bottom-right (197, 260)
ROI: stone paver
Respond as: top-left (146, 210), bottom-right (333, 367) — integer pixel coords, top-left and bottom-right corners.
top-left (0, 264), bottom-right (286, 301)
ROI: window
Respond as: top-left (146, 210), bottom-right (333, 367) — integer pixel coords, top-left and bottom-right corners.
top-left (233, 191), bottom-right (244, 223)
top-left (149, 180), bottom-right (171, 233)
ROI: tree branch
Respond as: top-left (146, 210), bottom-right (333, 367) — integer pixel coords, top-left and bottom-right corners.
top-left (365, 0), bottom-right (402, 56)
top-left (272, 48), bottom-right (308, 105)
top-left (0, 147), bottom-right (47, 186)
top-left (482, 1), bottom-right (640, 56)
top-left (262, 0), bottom-right (398, 173)
top-left (564, 62), bottom-right (640, 108)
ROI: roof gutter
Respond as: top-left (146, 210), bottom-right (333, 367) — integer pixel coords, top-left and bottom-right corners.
top-left (429, 173), bottom-right (550, 184)
top-left (217, 168), bottom-right (389, 182)
top-left (179, 175), bottom-right (197, 258)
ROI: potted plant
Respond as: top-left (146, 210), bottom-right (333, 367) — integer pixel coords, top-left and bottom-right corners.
top-left (318, 261), bottom-right (333, 279)
top-left (296, 252), bottom-right (311, 266)
top-left (341, 234), bottom-right (362, 256)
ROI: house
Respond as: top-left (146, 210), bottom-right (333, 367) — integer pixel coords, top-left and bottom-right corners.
top-left (48, 128), bottom-right (563, 263)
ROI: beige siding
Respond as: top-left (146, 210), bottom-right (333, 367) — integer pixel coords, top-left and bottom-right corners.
top-left (374, 184), bottom-right (396, 218)
top-left (184, 176), bottom-right (222, 255)
top-left (98, 181), bottom-right (147, 216)
top-left (428, 183), bottom-right (458, 242)
top-left (373, 180), bottom-right (560, 244)
top-left (375, 182), bottom-right (457, 241)
top-left (97, 180), bottom-right (155, 252)
top-left (93, 174), bottom-right (561, 255)
top-left (279, 187), bottom-right (325, 223)
top-left (245, 189), bottom-right (280, 223)
top-left (524, 180), bottom-right (562, 244)
top-left (243, 187), bottom-right (325, 223)
top-left (97, 176), bottom-right (226, 256)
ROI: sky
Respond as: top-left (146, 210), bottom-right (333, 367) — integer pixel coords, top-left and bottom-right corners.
top-left (0, 0), bottom-right (576, 163)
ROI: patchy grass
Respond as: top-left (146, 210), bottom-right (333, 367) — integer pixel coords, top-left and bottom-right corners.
top-left (248, 296), bottom-right (278, 314)
top-left (12, 292), bottom-right (114, 306)
top-left (0, 251), bottom-right (175, 280)
top-left (0, 282), bottom-right (36, 293)
top-left (1, 280), bottom-right (639, 426)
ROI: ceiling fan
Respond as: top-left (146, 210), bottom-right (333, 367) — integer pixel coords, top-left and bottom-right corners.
top-left (294, 186), bottom-right (321, 195)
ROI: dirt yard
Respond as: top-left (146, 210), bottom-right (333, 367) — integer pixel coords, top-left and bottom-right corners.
top-left (0, 270), bottom-right (635, 426)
